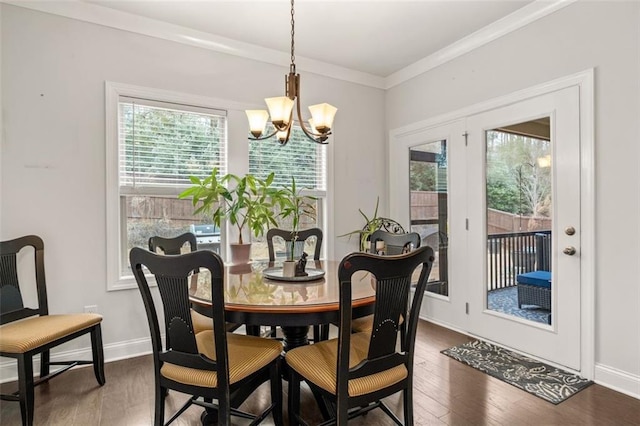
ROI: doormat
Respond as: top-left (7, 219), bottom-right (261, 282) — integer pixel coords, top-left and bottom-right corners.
top-left (441, 340), bottom-right (593, 404)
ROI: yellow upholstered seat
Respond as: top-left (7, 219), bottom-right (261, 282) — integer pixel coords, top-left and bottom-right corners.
top-left (161, 331), bottom-right (282, 387)
top-left (0, 314), bottom-right (102, 354)
top-left (351, 315), bottom-right (374, 333)
top-left (286, 332), bottom-right (407, 397)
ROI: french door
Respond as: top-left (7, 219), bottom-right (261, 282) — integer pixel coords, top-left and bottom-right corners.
top-left (465, 86), bottom-right (582, 370)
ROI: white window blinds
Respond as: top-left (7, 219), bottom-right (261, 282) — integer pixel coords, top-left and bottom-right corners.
top-left (249, 126), bottom-right (327, 191)
top-left (118, 96), bottom-right (227, 194)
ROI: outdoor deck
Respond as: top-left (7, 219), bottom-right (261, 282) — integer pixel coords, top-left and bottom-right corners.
top-left (486, 230), bottom-right (552, 325)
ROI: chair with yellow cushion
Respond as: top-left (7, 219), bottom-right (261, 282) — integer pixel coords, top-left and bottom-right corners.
top-left (0, 235), bottom-right (105, 426)
top-left (148, 232), bottom-right (240, 334)
top-left (286, 246), bottom-right (434, 425)
top-left (130, 247), bottom-right (283, 425)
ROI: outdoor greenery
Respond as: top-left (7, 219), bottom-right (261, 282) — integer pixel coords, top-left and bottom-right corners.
top-left (486, 130), bottom-right (551, 218)
top-left (120, 101), bottom-right (325, 259)
top-left (123, 103), bottom-right (550, 258)
top-left (249, 126), bottom-right (325, 190)
top-left (120, 102), bottom-right (225, 186)
top-left (409, 161), bottom-right (436, 191)
top-left (408, 131), bottom-right (551, 218)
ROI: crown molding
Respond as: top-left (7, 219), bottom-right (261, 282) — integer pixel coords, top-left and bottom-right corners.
top-left (4, 0), bottom-right (575, 90)
top-left (384, 0), bottom-right (577, 89)
top-left (3, 0), bottom-right (386, 89)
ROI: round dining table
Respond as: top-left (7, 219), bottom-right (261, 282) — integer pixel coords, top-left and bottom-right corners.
top-left (189, 259), bottom-right (376, 350)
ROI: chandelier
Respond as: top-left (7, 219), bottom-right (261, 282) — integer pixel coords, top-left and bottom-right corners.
top-left (245, 0), bottom-right (337, 146)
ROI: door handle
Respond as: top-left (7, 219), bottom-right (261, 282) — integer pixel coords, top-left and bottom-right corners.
top-left (563, 246), bottom-right (576, 256)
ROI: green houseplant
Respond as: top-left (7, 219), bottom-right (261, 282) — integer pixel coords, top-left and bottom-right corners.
top-left (179, 168), bottom-right (280, 263)
top-left (339, 197), bottom-right (405, 252)
top-left (277, 177), bottom-right (317, 261)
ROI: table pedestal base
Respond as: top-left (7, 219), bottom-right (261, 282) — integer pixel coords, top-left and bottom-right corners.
top-left (281, 326), bottom-right (310, 351)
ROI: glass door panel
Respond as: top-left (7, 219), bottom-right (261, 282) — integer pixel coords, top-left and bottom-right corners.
top-left (484, 118), bottom-right (552, 324)
top-left (409, 141), bottom-right (448, 296)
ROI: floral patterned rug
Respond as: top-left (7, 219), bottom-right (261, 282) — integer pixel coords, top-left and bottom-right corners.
top-left (441, 340), bottom-right (593, 404)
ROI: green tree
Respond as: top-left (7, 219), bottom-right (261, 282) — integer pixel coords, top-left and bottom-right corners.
top-left (486, 130), bottom-right (551, 218)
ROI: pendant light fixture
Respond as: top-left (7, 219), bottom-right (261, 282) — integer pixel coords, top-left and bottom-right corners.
top-left (245, 0), bottom-right (337, 146)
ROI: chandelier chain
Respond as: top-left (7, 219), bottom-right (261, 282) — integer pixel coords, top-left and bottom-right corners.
top-left (290, 0), bottom-right (296, 68)
top-left (245, 0), bottom-right (335, 145)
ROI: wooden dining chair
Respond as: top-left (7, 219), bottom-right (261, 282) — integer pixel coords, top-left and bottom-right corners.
top-left (130, 247), bottom-right (284, 426)
top-left (369, 229), bottom-right (421, 255)
top-left (352, 230), bottom-right (422, 335)
top-left (0, 235), bottom-right (105, 426)
top-left (148, 232), bottom-right (240, 334)
top-left (148, 232), bottom-right (198, 255)
top-left (266, 227), bottom-right (323, 262)
top-left (286, 246), bottom-right (434, 425)
top-left (265, 227), bottom-right (328, 342)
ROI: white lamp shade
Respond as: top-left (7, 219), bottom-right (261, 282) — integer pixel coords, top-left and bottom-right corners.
top-left (308, 103), bottom-right (337, 131)
top-left (245, 110), bottom-right (269, 135)
top-left (265, 96), bottom-right (294, 124)
top-left (308, 118), bottom-right (318, 134)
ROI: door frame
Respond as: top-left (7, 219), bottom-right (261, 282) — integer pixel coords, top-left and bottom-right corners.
top-left (389, 69), bottom-right (595, 378)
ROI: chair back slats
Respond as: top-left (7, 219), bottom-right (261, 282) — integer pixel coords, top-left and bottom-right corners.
top-left (368, 275), bottom-right (411, 359)
top-left (155, 274), bottom-right (198, 354)
top-left (266, 228), bottom-right (323, 261)
top-left (337, 246), bottom-right (434, 390)
top-left (0, 253), bottom-right (25, 314)
top-left (0, 235), bottom-right (48, 325)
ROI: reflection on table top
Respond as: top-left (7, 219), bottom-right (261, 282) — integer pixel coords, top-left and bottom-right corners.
top-left (189, 260), bottom-right (376, 314)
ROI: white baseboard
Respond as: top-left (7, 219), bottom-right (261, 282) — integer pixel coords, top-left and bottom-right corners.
top-left (0, 337), bottom-right (152, 384)
top-left (595, 363), bottom-right (640, 400)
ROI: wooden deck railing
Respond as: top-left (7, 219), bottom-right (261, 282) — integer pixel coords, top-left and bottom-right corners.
top-left (487, 230), bottom-right (551, 291)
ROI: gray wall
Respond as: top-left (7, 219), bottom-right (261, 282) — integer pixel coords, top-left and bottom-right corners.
top-left (0, 4), bottom-right (385, 374)
top-left (386, 1), bottom-right (640, 393)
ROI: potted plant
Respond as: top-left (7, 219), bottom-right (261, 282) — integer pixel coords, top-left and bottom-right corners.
top-left (339, 197), bottom-right (405, 252)
top-left (276, 177), bottom-right (316, 275)
top-left (179, 168), bottom-right (280, 264)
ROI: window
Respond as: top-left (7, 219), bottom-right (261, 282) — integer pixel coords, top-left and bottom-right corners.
top-left (249, 126), bottom-right (327, 259)
top-left (106, 83), bottom-right (227, 289)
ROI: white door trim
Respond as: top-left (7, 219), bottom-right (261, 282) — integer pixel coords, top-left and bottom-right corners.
top-left (389, 69), bottom-right (595, 379)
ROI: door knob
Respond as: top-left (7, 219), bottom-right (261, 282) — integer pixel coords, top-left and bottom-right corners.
top-left (565, 226), bottom-right (576, 236)
top-left (563, 246), bottom-right (576, 256)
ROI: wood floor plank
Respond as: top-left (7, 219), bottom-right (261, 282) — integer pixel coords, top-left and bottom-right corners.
top-left (1, 320), bottom-right (639, 425)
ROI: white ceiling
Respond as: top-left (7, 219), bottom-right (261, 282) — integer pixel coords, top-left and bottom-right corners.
top-left (85, 0), bottom-right (533, 78)
top-left (8, 0), bottom-right (572, 87)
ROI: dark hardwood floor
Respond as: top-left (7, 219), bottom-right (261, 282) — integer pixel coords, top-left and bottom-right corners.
top-left (1, 321), bottom-right (639, 425)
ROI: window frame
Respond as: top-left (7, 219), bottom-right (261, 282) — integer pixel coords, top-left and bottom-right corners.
top-left (106, 82), bottom-right (231, 290)
top-left (106, 82), bottom-right (334, 290)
